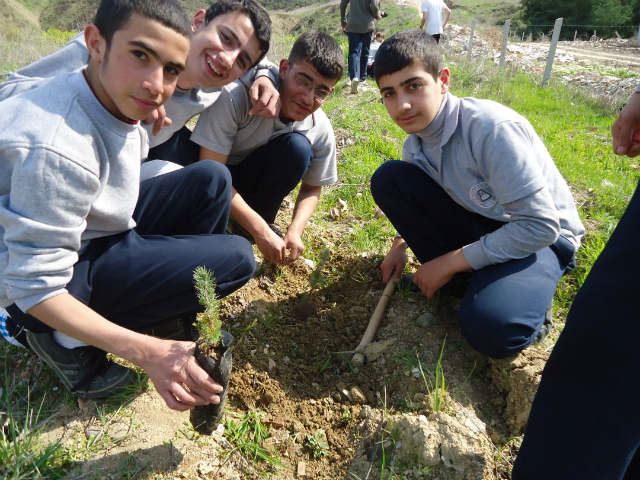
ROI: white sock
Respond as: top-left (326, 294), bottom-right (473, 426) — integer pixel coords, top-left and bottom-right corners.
top-left (53, 331), bottom-right (89, 349)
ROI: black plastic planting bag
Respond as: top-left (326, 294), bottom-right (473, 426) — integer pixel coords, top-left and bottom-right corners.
top-left (190, 330), bottom-right (234, 434)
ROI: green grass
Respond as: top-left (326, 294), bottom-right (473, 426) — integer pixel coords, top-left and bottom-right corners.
top-left (446, 0), bottom-right (523, 26)
top-left (0, 28), bottom-right (76, 75)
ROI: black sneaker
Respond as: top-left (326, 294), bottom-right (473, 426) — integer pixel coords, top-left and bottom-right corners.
top-left (398, 273), bottom-right (422, 294)
top-left (535, 306), bottom-right (554, 344)
top-left (26, 331), bottom-right (134, 399)
top-left (268, 223), bottom-right (285, 239)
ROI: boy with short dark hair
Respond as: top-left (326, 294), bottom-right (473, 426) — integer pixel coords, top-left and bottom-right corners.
top-left (193, 31), bottom-right (344, 265)
top-left (0, 0), bottom-right (279, 159)
top-left (371, 30), bottom-right (584, 359)
top-left (0, 0), bottom-right (255, 410)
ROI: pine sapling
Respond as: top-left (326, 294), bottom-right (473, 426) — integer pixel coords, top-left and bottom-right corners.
top-left (193, 266), bottom-right (222, 351)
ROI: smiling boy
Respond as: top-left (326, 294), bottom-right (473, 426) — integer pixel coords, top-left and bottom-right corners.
top-left (0, 0), bottom-right (255, 410)
top-left (371, 30), bottom-right (584, 359)
top-left (190, 31), bottom-right (344, 265)
top-left (0, 0), bottom-right (277, 156)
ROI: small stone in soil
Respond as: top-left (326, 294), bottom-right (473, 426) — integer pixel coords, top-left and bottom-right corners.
top-left (415, 312), bottom-right (438, 328)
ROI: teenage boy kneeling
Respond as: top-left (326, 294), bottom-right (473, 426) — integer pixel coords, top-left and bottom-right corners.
top-left (188, 31), bottom-right (344, 265)
top-left (0, 0), bottom-right (255, 409)
top-left (371, 30), bottom-right (584, 359)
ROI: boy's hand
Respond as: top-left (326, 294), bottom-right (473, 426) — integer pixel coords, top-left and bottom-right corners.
top-left (612, 92), bottom-right (640, 157)
top-left (249, 76), bottom-right (281, 119)
top-left (381, 238), bottom-right (408, 283)
top-left (255, 226), bottom-right (287, 264)
top-left (140, 338), bottom-right (224, 412)
top-left (282, 229), bottom-right (305, 266)
top-left (143, 105), bottom-right (172, 136)
top-left (413, 249), bottom-right (472, 299)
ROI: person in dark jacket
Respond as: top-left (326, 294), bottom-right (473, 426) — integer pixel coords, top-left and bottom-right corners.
top-left (340, 0), bottom-right (380, 94)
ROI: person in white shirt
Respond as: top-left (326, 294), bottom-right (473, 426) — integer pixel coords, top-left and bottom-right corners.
top-left (366, 31), bottom-right (384, 78)
top-left (420, 0), bottom-right (451, 43)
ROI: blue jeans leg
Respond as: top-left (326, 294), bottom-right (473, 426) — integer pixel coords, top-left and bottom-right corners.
top-left (360, 32), bottom-right (372, 82)
top-left (347, 32), bottom-right (364, 80)
top-left (513, 180), bottom-right (640, 480)
top-left (225, 133), bottom-right (312, 224)
top-left (8, 161), bottom-right (255, 334)
top-left (371, 160), bottom-right (573, 359)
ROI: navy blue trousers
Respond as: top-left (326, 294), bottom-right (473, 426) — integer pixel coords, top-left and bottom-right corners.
top-left (371, 161), bottom-right (575, 359)
top-left (149, 126), bottom-right (313, 225)
top-left (9, 161), bottom-right (255, 334)
top-left (347, 31), bottom-right (372, 82)
top-left (513, 181), bottom-right (640, 480)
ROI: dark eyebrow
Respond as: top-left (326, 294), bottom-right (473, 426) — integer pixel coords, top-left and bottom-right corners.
top-left (297, 71), bottom-right (331, 91)
top-left (380, 76), bottom-right (425, 94)
top-left (129, 40), bottom-right (185, 72)
top-left (399, 76), bottom-right (424, 87)
top-left (222, 27), bottom-right (254, 66)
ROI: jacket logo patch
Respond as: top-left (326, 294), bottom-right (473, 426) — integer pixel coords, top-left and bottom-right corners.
top-left (470, 183), bottom-right (497, 208)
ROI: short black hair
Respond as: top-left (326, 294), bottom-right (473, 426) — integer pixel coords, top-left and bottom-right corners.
top-left (288, 31), bottom-right (345, 81)
top-left (205, 0), bottom-right (272, 65)
top-left (374, 29), bottom-right (441, 84)
top-left (94, 0), bottom-right (191, 47)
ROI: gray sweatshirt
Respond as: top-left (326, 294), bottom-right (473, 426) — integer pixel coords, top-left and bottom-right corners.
top-left (403, 93), bottom-right (584, 270)
top-left (0, 32), bottom-right (276, 148)
top-left (0, 70), bottom-right (147, 312)
top-left (340, 0), bottom-right (380, 34)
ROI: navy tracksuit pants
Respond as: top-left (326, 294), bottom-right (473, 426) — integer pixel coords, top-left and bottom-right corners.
top-left (148, 126), bottom-right (313, 224)
top-left (513, 180), bottom-right (640, 480)
top-left (9, 161), bottom-right (255, 334)
top-left (371, 160), bottom-right (575, 359)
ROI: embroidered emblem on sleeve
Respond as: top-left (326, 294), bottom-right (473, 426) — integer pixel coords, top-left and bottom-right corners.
top-left (470, 182), bottom-right (497, 208)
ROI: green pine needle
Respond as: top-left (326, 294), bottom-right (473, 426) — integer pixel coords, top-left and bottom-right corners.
top-left (193, 266), bottom-right (222, 349)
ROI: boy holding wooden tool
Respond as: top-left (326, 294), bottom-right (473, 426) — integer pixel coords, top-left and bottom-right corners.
top-left (371, 29), bottom-right (584, 359)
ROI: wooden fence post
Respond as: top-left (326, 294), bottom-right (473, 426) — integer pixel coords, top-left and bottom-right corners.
top-left (500, 19), bottom-right (511, 68)
top-left (467, 20), bottom-right (476, 62)
top-left (637, 24), bottom-right (640, 45)
top-left (542, 17), bottom-right (563, 86)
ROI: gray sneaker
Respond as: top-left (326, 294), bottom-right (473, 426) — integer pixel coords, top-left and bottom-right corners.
top-left (26, 331), bottom-right (134, 399)
top-left (351, 78), bottom-right (359, 94)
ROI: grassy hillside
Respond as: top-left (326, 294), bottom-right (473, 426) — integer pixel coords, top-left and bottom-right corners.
top-left (449, 0), bottom-right (522, 26)
top-left (292, 0), bottom-right (419, 37)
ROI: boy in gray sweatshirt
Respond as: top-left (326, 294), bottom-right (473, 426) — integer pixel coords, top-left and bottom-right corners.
top-left (371, 30), bottom-right (584, 359)
top-left (0, 0), bottom-right (255, 410)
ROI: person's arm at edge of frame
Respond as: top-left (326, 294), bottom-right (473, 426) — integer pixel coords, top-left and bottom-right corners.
top-left (282, 182), bottom-right (321, 265)
top-left (340, 0), bottom-right (350, 31)
top-left (199, 146), bottom-right (286, 264)
top-left (442, 5), bottom-right (451, 30)
top-left (612, 87), bottom-right (640, 157)
top-left (420, 11), bottom-right (428, 30)
top-left (28, 293), bottom-right (223, 411)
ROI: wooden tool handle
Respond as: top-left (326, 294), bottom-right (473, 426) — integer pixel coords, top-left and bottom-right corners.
top-left (351, 278), bottom-right (396, 367)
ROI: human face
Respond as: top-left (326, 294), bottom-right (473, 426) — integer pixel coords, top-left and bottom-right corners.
top-left (84, 14), bottom-right (189, 122)
top-left (180, 10), bottom-right (262, 90)
top-left (278, 59), bottom-right (337, 123)
top-left (378, 62), bottom-right (450, 134)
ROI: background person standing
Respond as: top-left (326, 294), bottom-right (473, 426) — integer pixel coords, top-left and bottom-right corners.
top-left (341, 0), bottom-right (381, 94)
top-left (420, 0), bottom-right (451, 42)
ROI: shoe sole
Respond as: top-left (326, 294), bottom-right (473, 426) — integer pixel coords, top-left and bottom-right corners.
top-left (351, 79), bottom-right (359, 94)
top-left (27, 332), bottom-right (134, 399)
